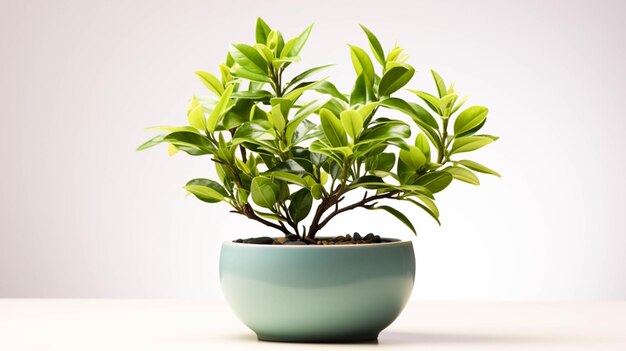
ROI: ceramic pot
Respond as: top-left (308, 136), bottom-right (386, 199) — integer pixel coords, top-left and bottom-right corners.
top-left (220, 238), bottom-right (415, 342)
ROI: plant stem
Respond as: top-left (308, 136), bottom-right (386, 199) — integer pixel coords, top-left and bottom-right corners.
top-left (438, 118), bottom-right (449, 164)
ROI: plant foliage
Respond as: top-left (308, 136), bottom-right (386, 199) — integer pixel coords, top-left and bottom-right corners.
top-left (139, 19), bottom-right (500, 239)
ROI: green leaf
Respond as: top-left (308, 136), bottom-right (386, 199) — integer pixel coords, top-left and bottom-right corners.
top-left (312, 81), bottom-right (348, 102)
top-left (281, 23), bottom-right (314, 57)
top-left (340, 109), bottom-right (363, 141)
top-left (286, 64), bottom-right (334, 89)
top-left (371, 205), bottom-right (416, 235)
top-left (232, 121), bottom-right (277, 146)
top-left (230, 43), bottom-right (268, 75)
top-left (288, 188), bottom-right (313, 223)
top-left (378, 98), bottom-right (440, 145)
top-left (378, 64), bottom-right (415, 97)
top-left (349, 45), bottom-right (375, 84)
top-left (399, 145), bottom-right (426, 171)
top-left (311, 183), bottom-right (324, 200)
top-left (415, 171), bottom-right (453, 193)
top-left (187, 97), bottom-right (206, 131)
top-left (430, 70), bottom-right (447, 98)
top-left (350, 74), bottom-right (370, 106)
top-left (319, 108), bottom-right (347, 147)
top-left (454, 106), bottom-right (488, 136)
top-left (415, 133), bottom-right (431, 160)
top-left (285, 98), bottom-right (330, 144)
top-left (231, 66), bottom-right (271, 83)
top-left (268, 158), bottom-right (312, 175)
top-left (250, 176), bottom-right (279, 209)
top-left (255, 18), bottom-right (272, 44)
top-left (230, 90), bottom-right (273, 100)
top-left (365, 152), bottom-right (395, 172)
top-left (185, 178), bottom-right (229, 203)
top-left (195, 71), bottom-right (224, 96)
top-left (358, 119), bottom-right (411, 142)
top-left (457, 160), bottom-right (501, 177)
top-left (445, 166), bottom-right (480, 185)
top-left (403, 197), bottom-right (440, 225)
top-left (270, 171), bottom-right (308, 187)
top-left (283, 79), bottom-right (326, 103)
top-left (450, 136), bottom-right (495, 154)
top-left (269, 104), bottom-right (286, 135)
top-left (162, 132), bottom-right (215, 154)
top-left (359, 24), bottom-right (385, 66)
top-left (137, 134), bottom-right (166, 151)
top-left (207, 84), bottom-right (234, 133)
top-left (408, 90), bottom-right (441, 115)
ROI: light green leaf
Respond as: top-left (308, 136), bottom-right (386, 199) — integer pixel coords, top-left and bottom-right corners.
top-left (230, 43), bottom-right (268, 75)
top-left (371, 205), bottom-right (416, 235)
top-left (349, 45), bottom-right (375, 85)
top-left (207, 84), bottom-right (234, 133)
top-left (281, 23), bottom-right (314, 57)
top-left (430, 70), bottom-right (447, 98)
top-left (270, 171), bottom-right (308, 187)
top-left (185, 178), bottom-right (228, 203)
top-left (378, 64), bottom-right (415, 97)
top-left (311, 183), bottom-right (324, 200)
top-left (445, 166), bottom-right (480, 185)
top-left (269, 104), bottom-right (286, 135)
top-left (286, 64), bottom-right (334, 89)
top-left (403, 197), bottom-right (440, 225)
top-left (359, 24), bottom-right (385, 66)
top-left (255, 18), bottom-right (272, 44)
top-left (340, 109), bottom-right (363, 141)
top-left (415, 133), bottom-right (431, 160)
top-left (454, 106), bottom-right (488, 136)
top-left (250, 176), bottom-right (279, 209)
top-left (187, 97), bottom-right (206, 132)
top-left (319, 108), bottom-right (347, 147)
top-left (195, 71), bottom-right (224, 96)
top-left (457, 160), bottom-right (501, 177)
top-left (408, 90), bottom-right (441, 115)
top-left (450, 135), bottom-right (495, 154)
top-left (231, 66), bottom-right (272, 83)
top-left (285, 98), bottom-right (330, 144)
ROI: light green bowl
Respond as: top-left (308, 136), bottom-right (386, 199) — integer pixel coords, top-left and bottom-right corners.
top-left (219, 238), bottom-right (415, 342)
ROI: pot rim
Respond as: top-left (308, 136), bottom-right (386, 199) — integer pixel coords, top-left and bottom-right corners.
top-left (222, 237), bottom-right (412, 248)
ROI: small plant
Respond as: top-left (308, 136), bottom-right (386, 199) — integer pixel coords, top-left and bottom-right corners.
top-left (139, 18), bottom-right (499, 242)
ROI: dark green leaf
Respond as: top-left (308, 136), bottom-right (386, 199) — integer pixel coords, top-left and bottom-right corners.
top-left (371, 205), bottom-right (416, 235)
top-left (378, 64), bottom-right (415, 97)
top-left (288, 188), bottom-right (313, 222)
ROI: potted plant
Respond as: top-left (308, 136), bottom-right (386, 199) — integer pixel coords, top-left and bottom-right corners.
top-left (139, 18), bottom-right (499, 342)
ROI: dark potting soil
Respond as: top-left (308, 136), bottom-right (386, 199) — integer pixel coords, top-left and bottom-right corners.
top-left (233, 232), bottom-right (385, 245)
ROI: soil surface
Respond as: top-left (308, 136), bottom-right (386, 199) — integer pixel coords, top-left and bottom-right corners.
top-left (233, 233), bottom-right (386, 245)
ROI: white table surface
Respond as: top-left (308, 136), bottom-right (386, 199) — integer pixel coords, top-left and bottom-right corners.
top-left (1, 299), bottom-right (625, 350)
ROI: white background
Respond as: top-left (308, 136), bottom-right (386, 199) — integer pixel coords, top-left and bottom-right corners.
top-left (1, 0), bottom-right (625, 299)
